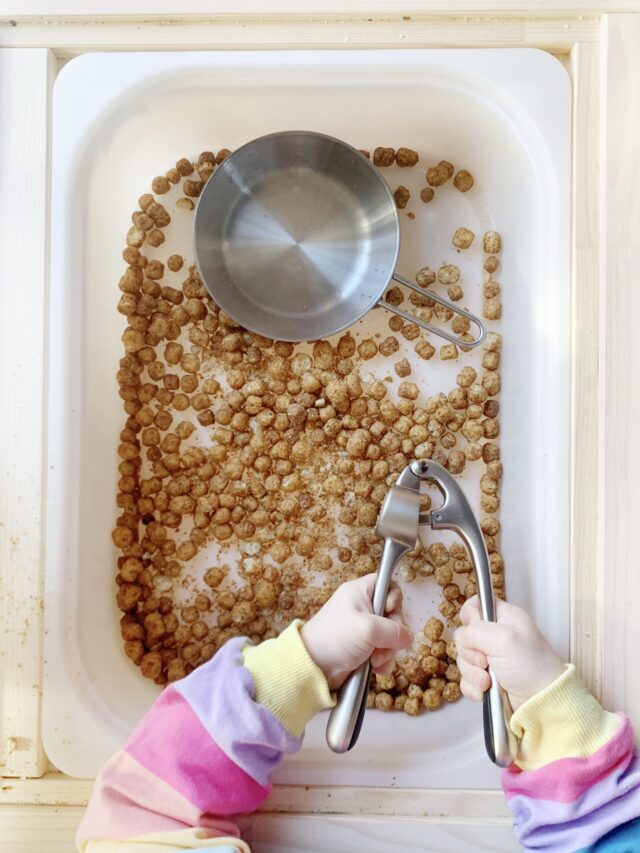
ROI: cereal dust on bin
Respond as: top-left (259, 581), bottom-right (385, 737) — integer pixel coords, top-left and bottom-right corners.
top-left (112, 149), bottom-right (504, 712)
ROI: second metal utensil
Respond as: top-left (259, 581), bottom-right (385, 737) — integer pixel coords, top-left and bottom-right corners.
top-left (193, 130), bottom-right (485, 347)
top-left (325, 465), bottom-right (420, 754)
top-left (326, 460), bottom-right (518, 767)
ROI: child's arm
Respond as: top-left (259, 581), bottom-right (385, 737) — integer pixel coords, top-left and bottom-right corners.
top-left (455, 598), bottom-right (640, 852)
top-left (77, 575), bottom-right (412, 852)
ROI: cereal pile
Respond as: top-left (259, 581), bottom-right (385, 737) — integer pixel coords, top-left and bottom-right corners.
top-left (113, 146), bottom-right (505, 715)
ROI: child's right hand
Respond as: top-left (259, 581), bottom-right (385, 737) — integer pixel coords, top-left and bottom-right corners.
top-left (301, 573), bottom-right (413, 691)
top-left (454, 596), bottom-right (565, 711)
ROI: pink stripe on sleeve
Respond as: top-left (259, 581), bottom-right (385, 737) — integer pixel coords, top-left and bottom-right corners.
top-left (125, 685), bottom-right (270, 815)
top-left (503, 715), bottom-right (632, 803)
top-left (76, 750), bottom-right (240, 844)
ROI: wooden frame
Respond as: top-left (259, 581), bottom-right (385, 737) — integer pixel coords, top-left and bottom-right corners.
top-left (1, 4), bottom-right (639, 847)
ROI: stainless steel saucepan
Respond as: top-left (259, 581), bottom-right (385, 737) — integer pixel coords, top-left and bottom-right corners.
top-left (194, 130), bottom-right (485, 347)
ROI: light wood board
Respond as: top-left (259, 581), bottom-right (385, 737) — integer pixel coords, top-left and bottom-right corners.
top-left (1, 6), bottom-right (639, 849)
top-left (0, 47), bottom-right (57, 780)
top-left (600, 12), bottom-right (640, 730)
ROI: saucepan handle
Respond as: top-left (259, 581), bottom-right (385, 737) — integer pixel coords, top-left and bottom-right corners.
top-left (376, 273), bottom-right (485, 349)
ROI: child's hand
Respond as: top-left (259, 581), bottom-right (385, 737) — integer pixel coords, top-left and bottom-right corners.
top-left (301, 574), bottom-right (413, 690)
top-left (454, 596), bottom-right (565, 711)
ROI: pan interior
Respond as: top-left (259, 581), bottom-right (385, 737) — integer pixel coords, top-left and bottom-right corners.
top-left (194, 132), bottom-right (399, 341)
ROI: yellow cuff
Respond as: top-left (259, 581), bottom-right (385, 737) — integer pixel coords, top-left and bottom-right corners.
top-left (243, 620), bottom-right (335, 738)
top-left (511, 664), bottom-right (620, 771)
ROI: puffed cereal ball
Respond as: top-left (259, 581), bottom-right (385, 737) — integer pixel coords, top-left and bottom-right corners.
top-left (440, 344), bottom-right (458, 361)
top-left (415, 341), bottom-right (435, 360)
top-left (184, 179), bottom-right (203, 198)
top-left (395, 147), bottom-right (419, 167)
top-left (401, 324), bottom-right (419, 343)
top-left (481, 516), bottom-right (501, 536)
top-left (443, 682), bottom-right (462, 703)
top-left (403, 696), bottom-right (421, 716)
top-left (452, 227), bottom-right (475, 250)
top-left (167, 659), bottom-right (187, 682)
top-left (394, 359), bottom-right (411, 378)
top-left (152, 175), bottom-right (170, 194)
top-left (424, 616), bottom-right (444, 641)
top-left (434, 566), bottom-right (453, 589)
top-left (147, 202), bottom-right (170, 227)
top-left (443, 583), bottom-right (461, 602)
top-left (484, 331), bottom-right (502, 352)
top-left (430, 640), bottom-right (447, 658)
top-left (428, 542), bottom-right (449, 567)
top-left (379, 336), bottom-right (400, 357)
top-left (426, 160), bottom-right (454, 187)
top-left (375, 673), bottom-right (396, 691)
top-left (398, 381), bottom-right (419, 400)
top-left (407, 683), bottom-right (424, 701)
top-left (483, 298), bottom-right (502, 320)
top-left (422, 688), bottom-right (443, 711)
top-left (416, 267), bottom-right (436, 288)
top-left (140, 652), bottom-right (163, 681)
top-left (446, 450), bottom-right (465, 474)
top-left (481, 495), bottom-right (500, 513)
top-left (456, 366), bottom-right (476, 388)
top-left (375, 692), bottom-right (393, 711)
top-left (357, 339), bottom-right (377, 360)
top-left (373, 147), bottom-right (395, 167)
top-left (176, 157), bottom-right (194, 176)
top-left (445, 663), bottom-right (461, 683)
top-left (483, 350), bottom-right (500, 371)
top-left (484, 255), bottom-right (500, 274)
top-left (483, 231), bottom-right (502, 254)
top-left (453, 169), bottom-right (474, 192)
top-left (437, 264), bottom-right (460, 285)
top-left (167, 254), bottom-right (184, 272)
top-left (138, 193), bottom-right (154, 211)
top-left (484, 280), bottom-right (501, 299)
top-left (463, 442), bottom-right (481, 462)
top-left (385, 286), bottom-right (404, 306)
top-left (394, 186), bottom-right (411, 209)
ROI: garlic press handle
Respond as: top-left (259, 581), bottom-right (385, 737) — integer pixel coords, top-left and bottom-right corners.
top-left (326, 538), bottom-right (410, 753)
top-left (464, 505), bottom-right (518, 766)
top-left (412, 460), bottom-right (518, 767)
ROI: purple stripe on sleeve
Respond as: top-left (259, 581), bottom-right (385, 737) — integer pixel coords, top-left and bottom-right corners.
top-left (173, 637), bottom-right (301, 786)
top-left (508, 749), bottom-right (640, 851)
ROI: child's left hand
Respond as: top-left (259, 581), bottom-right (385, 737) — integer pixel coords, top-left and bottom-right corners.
top-left (301, 573), bottom-right (413, 690)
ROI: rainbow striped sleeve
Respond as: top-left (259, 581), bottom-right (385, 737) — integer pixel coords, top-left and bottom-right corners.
top-left (76, 621), bottom-right (334, 853)
top-left (502, 665), bottom-right (640, 852)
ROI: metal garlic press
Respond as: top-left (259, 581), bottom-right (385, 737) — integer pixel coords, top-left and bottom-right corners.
top-left (325, 459), bottom-right (518, 767)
